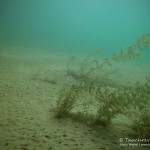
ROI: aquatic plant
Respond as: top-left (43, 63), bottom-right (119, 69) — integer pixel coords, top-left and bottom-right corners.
top-left (67, 34), bottom-right (150, 80)
top-left (55, 84), bottom-right (83, 118)
top-left (55, 34), bottom-right (150, 133)
top-left (66, 56), bottom-right (81, 79)
top-left (94, 87), bottom-right (129, 126)
top-left (55, 75), bottom-right (150, 136)
top-left (66, 48), bottom-right (111, 80)
top-left (55, 80), bottom-right (129, 126)
top-left (125, 76), bottom-right (150, 138)
top-left (132, 103), bottom-right (150, 138)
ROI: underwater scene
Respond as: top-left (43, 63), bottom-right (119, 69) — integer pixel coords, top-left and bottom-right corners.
top-left (0, 0), bottom-right (150, 150)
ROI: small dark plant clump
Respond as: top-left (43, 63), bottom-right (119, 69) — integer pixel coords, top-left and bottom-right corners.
top-left (55, 84), bottom-right (83, 118)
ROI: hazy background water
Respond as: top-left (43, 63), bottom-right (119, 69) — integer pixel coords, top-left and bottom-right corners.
top-left (0, 0), bottom-right (150, 59)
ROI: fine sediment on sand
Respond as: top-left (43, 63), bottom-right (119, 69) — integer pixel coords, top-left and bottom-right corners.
top-left (0, 47), bottom-right (149, 150)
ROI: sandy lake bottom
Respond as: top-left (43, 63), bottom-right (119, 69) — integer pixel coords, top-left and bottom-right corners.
top-left (0, 46), bottom-right (150, 150)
